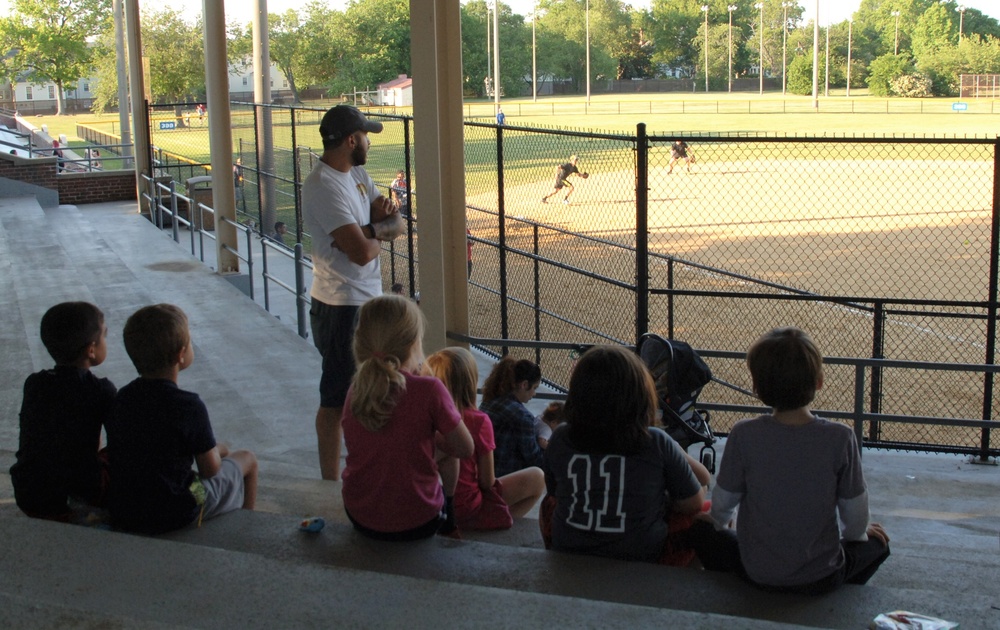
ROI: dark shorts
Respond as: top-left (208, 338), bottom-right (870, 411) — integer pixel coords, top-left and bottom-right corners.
top-left (552, 176), bottom-right (572, 190)
top-left (310, 300), bottom-right (360, 409)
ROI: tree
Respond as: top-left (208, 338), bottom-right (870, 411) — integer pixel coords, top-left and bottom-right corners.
top-left (268, 10), bottom-right (307, 103)
top-left (910, 2), bottom-right (956, 59)
top-left (327, 0), bottom-right (411, 97)
top-left (866, 53), bottom-right (913, 96)
top-left (9, 0), bottom-right (111, 115)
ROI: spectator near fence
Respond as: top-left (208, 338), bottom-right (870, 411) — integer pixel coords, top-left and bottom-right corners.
top-left (301, 105), bottom-right (405, 481)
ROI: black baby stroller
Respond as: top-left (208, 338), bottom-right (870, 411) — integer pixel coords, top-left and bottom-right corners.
top-left (638, 333), bottom-right (717, 473)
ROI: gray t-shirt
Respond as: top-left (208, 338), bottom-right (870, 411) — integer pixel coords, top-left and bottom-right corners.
top-left (543, 425), bottom-right (701, 562)
top-left (712, 414), bottom-right (868, 586)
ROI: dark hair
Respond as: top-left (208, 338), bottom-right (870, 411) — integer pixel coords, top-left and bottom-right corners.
top-left (274, 221), bottom-right (286, 231)
top-left (40, 302), bottom-right (104, 364)
top-left (123, 304), bottom-right (189, 376)
top-left (481, 356), bottom-right (541, 403)
top-left (565, 346), bottom-right (654, 455)
top-left (746, 327), bottom-right (823, 411)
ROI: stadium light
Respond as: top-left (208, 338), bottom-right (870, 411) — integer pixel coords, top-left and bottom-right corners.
top-left (782, 1), bottom-right (794, 95)
top-left (755, 2), bottom-right (764, 95)
top-left (586, 0), bottom-right (591, 103)
top-left (957, 5), bottom-right (966, 43)
top-left (532, 6), bottom-right (537, 102)
top-left (846, 17), bottom-right (853, 97)
top-left (892, 10), bottom-right (901, 55)
top-left (493, 0), bottom-right (501, 111)
top-left (824, 18), bottom-right (830, 97)
top-left (728, 5), bottom-right (737, 93)
top-left (701, 5), bottom-right (709, 93)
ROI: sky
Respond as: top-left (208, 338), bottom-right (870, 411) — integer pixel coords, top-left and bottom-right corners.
top-left (0, 0), bottom-right (995, 27)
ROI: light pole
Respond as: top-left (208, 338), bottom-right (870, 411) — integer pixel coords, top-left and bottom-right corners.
top-left (782, 1), bottom-right (793, 95)
top-left (493, 0), bottom-right (501, 111)
top-left (728, 5), bottom-right (737, 93)
top-left (532, 7), bottom-right (537, 102)
top-left (846, 17), bottom-right (853, 97)
top-left (701, 5), bottom-right (709, 93)
top-left (812, 0), bottom-right (818, 109)
top-left (957, 5), bottom-right (966, 43)
top-left (486, 4), bottom-right (491, 86)
top-left (892, 10), bottom-right (901, 55)
top-left (824, 19), bottom-right (830, 96)
top-left (754, 2), bottom-right (764, 95)
top-left (585, 0), bottom-right (591, 103)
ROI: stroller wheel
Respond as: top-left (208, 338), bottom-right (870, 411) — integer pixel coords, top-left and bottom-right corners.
top-left (700, 447), bottom-right (716, 475)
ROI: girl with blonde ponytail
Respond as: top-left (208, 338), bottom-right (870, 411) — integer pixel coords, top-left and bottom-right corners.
top-left (341, 295), bottom-right (474, 540)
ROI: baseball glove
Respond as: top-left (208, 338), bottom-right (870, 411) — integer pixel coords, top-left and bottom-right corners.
top-left (580, 172), bottom-right (590, 179)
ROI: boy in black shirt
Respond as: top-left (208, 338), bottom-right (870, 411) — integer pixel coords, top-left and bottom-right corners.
top-left (10, 302), bottom-right (115, 521)
top-left (107, 304), bottom-right (257, 534)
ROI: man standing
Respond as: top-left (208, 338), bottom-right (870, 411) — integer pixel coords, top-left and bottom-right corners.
top-left (302, 105), bottom-right (404, 480)
top-left (496, 107), bottom-right (505, 126)
top-left (541, 155), bottom-right (588, 205)
top-left (668, 140), bottom-right (695, 174)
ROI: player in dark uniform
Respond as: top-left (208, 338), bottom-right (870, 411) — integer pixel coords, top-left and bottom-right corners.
top-left (541, 155), bottom-right (588, 204)
top-left (668, 140), bottom-right (695, 174)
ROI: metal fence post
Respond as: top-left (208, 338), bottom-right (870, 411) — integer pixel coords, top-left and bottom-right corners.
top-left (534, 224), bottom-right (541, 366)
top-left (404, 117), bottom-right (416, 293)
top-left (635, 123), bottom-right (650, 346)
top-left (290, 105), bottom-right (303, 242)
top-left (980, 138), bottom-right (1000, 461)
top-left (295, 243), bottom-right (308, 339)
top-left (498, 123), bottom-right (509, 356)
top-left (869, 300), bottom-right (886, 442)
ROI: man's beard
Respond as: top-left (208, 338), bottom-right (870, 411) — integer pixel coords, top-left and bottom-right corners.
top-left (352, 143), bottom-right (367, 166)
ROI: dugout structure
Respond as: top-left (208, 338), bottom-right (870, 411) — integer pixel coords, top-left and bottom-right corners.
top-left (960, 74), bottom-right (1000, 98)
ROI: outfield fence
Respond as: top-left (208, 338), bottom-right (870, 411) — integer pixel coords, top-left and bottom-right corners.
top-left (141, 101), bottom-right (1000, 459)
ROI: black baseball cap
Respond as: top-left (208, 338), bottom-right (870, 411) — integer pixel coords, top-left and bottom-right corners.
top-left (319, 105), bottom-right (384, 142)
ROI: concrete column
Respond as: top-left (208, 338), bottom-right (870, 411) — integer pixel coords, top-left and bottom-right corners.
top-left (410, 0), bottom-right (469, 352)
top-left (113, 0), bottom-right (132, 167)
top-left (253, 0), bottom-right (276, 234)
top-left (203, 0), bottom-right (239, 273)
top-left (124, 0), bottom-right (150, 207)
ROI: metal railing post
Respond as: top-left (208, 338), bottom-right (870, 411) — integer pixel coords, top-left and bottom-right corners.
top-left (245, 225), bottom-right (255, 301)
top-left (295, 243), bottom-right (308, 339)
top-left (636, 123), bottom-right (650, 345)
top-left (169, 180), bottom-right (179, 242)
top-left (262, 241), bottom-right (271, 313)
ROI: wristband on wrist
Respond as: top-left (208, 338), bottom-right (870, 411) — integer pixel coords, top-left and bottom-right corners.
top-left (363, 223), bottom-right (374, 239)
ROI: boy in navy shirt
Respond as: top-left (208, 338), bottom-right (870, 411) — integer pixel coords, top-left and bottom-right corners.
top-left (107, 304), bottom-right (257, 534)
top-left (10, 302), bottom-right (115, 521)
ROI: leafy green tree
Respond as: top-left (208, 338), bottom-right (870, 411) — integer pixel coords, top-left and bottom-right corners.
top-left (866, 53), bottom-right (912, 96)
top-left (9, 0), bottom-right (111, 115)
top-left (910, 2), bottom-right (956, 59)
top-left (268, 10), bottom-right (308, 103)
top-left (327, 0), bottom-right (411, 96)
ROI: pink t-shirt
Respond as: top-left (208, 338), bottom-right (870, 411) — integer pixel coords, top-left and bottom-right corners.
top-left (341, 372), bottom-right (462, 532)
top-left (453, 408), bottom-right (496, 518)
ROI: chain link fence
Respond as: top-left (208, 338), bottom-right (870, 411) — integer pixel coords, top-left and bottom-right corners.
top-left (144, 102), bottom-right (999, 457)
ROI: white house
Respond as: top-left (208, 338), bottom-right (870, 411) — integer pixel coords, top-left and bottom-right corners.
top-left (377, 74), bottom-right (413, 107)
top-left (229, 60), bottom-right (293, 101)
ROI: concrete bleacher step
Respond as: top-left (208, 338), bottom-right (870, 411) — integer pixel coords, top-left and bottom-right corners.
top-left (0, 515), bottom-right (813, 630)
top-left (152, 508), bottom-right (991, 630)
